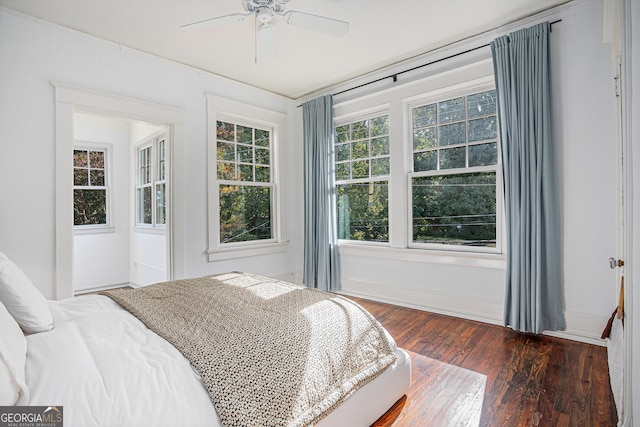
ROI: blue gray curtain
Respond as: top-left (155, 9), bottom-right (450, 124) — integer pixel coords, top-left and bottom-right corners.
top-left (302, 95), bottom-right (340, 291)
top-left (491, 22), bottom-right (565, 333)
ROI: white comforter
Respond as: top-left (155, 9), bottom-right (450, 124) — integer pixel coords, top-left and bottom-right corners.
top-left (25, 294), bottom-right (410, 427)
top-left (26, 295), bottom-right (221, 427)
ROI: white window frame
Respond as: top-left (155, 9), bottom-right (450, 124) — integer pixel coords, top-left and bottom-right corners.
top-left (73, 142), bottom-right (112, 233)
top-left (206, 95), bottom-right (287, 262)
top-left (333, 71), bottom-right (506, 265)
top-left (407, 81), bottom-right (503, 254)
top-left (134, 132), bottom-right (166, 231)
top-left (334, 109), bottom-right (391, 246)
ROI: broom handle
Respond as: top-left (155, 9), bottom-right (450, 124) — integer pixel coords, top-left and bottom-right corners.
top-left (617, 276), bottom-right (624, 320)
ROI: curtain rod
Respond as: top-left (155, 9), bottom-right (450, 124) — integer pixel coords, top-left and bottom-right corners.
top-left (298, 19), bottom-right (561, 106)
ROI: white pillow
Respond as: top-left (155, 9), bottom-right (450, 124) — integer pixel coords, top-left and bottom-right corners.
top-left (0, 300), bottom-right (29, 405)
top-left (0, 252), bottom-right (53, 333)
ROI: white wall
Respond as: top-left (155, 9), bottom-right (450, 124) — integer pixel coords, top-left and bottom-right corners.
top-left (73, 113), bottom-right (131, 292)
top-left (129, 123), bottom-right (167, 288)
top-left (295, 0), bottom-right (620, 344)
top-left (0, 9), bottom-right (299, 299)
top-left (627, 0), bottom-right (638, 423)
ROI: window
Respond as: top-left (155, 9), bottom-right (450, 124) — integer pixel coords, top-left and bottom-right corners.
top-left (73, 147), bottom-right (109, 227)
top-left (136, 133), bottom-right (166, 228)
top-left (206, 95), bottom-right (286, 261)
top-left (410, 89), bottom-right (499, 249)
top-left (216, 120), bottom-right (273, 244)
top-left (334, 115), bottom-right (390, 242)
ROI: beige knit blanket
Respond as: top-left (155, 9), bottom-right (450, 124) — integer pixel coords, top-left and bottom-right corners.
top-left (103, 272), bottom-right (397, 427)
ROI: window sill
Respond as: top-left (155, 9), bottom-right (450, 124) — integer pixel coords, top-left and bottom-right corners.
top-left (74, 226), bottom-right (115, 235)
top-left (133, 226), bottom-right (166, 235)
top-left (338, 243), bottom-right (506, 269)
top-left (207, 241), bottom-right (289, 262)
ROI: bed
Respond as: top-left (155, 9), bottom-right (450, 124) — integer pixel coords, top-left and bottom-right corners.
top-left (0, 256), bottom-right (411, 427)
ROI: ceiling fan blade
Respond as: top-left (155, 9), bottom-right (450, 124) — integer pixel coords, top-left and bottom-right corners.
top-left (284, 11), bottom-right (349, 36)
top-left (179, 13), bottom-right (248, 31)
top-left (258, 24), bottom-right (278, 58)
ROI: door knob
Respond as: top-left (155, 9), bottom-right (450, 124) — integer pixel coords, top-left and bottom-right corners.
top-left (609, 258), bottom-right (624, 269)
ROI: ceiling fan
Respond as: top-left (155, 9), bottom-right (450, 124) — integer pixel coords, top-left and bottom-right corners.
top-left (180, 0), bottom-right (350, 58)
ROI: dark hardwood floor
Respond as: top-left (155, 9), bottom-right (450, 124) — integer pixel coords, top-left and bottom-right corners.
top-left (350, 297), bottom-right (618, 427)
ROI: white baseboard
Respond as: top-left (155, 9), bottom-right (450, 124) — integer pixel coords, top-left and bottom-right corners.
top-left (74, 282), bottom-right (131, 295)
top-left (339, 278), bottom-right (608, 346)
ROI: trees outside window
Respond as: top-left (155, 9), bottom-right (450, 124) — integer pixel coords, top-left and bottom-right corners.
top-left (334, 114), bottom-right (390, 242)
top-left (333, 84), bottom-right (502, 254)
top-left (73, 147), bottom-right (108, 227)
top-left (216, 121), bottom-right (274, 244)
top-left (411, 90), bottom-right (499, 248)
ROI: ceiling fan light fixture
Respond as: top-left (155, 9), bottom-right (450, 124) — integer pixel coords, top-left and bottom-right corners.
top-left (256, 7), bottom-right (273, 24)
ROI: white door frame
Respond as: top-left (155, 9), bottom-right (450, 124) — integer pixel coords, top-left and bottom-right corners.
top-left (53, 82), bottom-right (185, 299)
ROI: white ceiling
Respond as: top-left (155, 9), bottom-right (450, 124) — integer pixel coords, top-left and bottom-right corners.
top-left (0, 0), bottom-right (570, 99)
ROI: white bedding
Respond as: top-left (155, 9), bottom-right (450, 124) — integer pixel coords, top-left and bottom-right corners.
top-left (25, 295), bottom-right (410, 427)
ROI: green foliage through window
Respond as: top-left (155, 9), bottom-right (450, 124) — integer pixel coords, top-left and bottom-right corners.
top-left (73, 149), bottom-right (107, 226)
top-left (412, 172), bottom-right (496, 246)
top-left (216, 121), bottom-right (274, 244)
top-left (334, 114), bottom-right (390, 242)
top-left (337, 182), bottom-right (388, 242)
top-left (411, 89), bottom-right (499, 248)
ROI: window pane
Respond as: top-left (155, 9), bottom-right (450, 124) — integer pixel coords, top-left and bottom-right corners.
top-left (255, 148), bottom-right (270, 166)
top-left (467, 90), bottom-right (497, 118)
top-left (352, 141), bottom-right (368, 159)
top-left (351, 120), bottom-right (368, 140)
top-left (469, 143), bottom-right (498, 167)
top-left (412, 172), bottom-right (496, 247)
top-left (219, 185), bottom-right (272, 243)
top-left (74, 150), bottom-right (88, 167)
top-left (336, 125), bottom-right (350, 143)
top-left (336, 143), bottom-right (350, 162)
top-left (413, 127), bottom-right (437, 150)
top-left (74, 189), bottom-right (106, 225)
top-left (255, 129), bottom-right (270, 147)
top-left (438, 97), bottom-right (465, 123)
top-left (156, 183), bottom-right (166, 225)
top-left (413, 104), bottom-right (437, 128)
top-left (237, 144), bottom-right (253, 163)
top-left (217, 121), bottom-right (235, 141)
top-left (142, 187), bottom-right (152, 224)
top-left (158, 138), bottom-right (166, 164)
top-left (439, 146), bottom-right (466, 170)
top-left (371, 137), bottom-right (389, 156)
top-left (414, 151), bottom-right (437, 172)
top-left (256, 166), bottom-right (270, 182)
top-left (371, 158), bottom-right (390, 177)
top-left (140, 147), bottom-right (151, 185)
top-left (352, 160), bottom-right (369, 179)
top-left (217, 162), bottom-right (236, 180)
top-left (370, 116), bottom-right (389, 137)
top-left (468, 117), bottom-right (497, 142)
top-left (89, 151), bottom-right (104, 168)
top-left (90, 169), bottom-right (105, 186)
top-left (438, 122), bottom-right (466, 146)
top-left (74, 169), bottom-right (88, 186)
top-left (239, 164), bottom-right (253, 182)
top-left (217, 142), bottom-right (235, 162)
top-left (237, 125), bottom-right (253, 143)
top-left (336, 163), bottom-right (350, 181)
top-left (337, 182), bottom-right (388, 242)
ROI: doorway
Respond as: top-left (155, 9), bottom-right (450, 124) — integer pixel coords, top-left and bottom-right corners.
top-left (54, 83), bottom-right (185, 299)
top-left (72, 112), bottom-right (169, 293)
